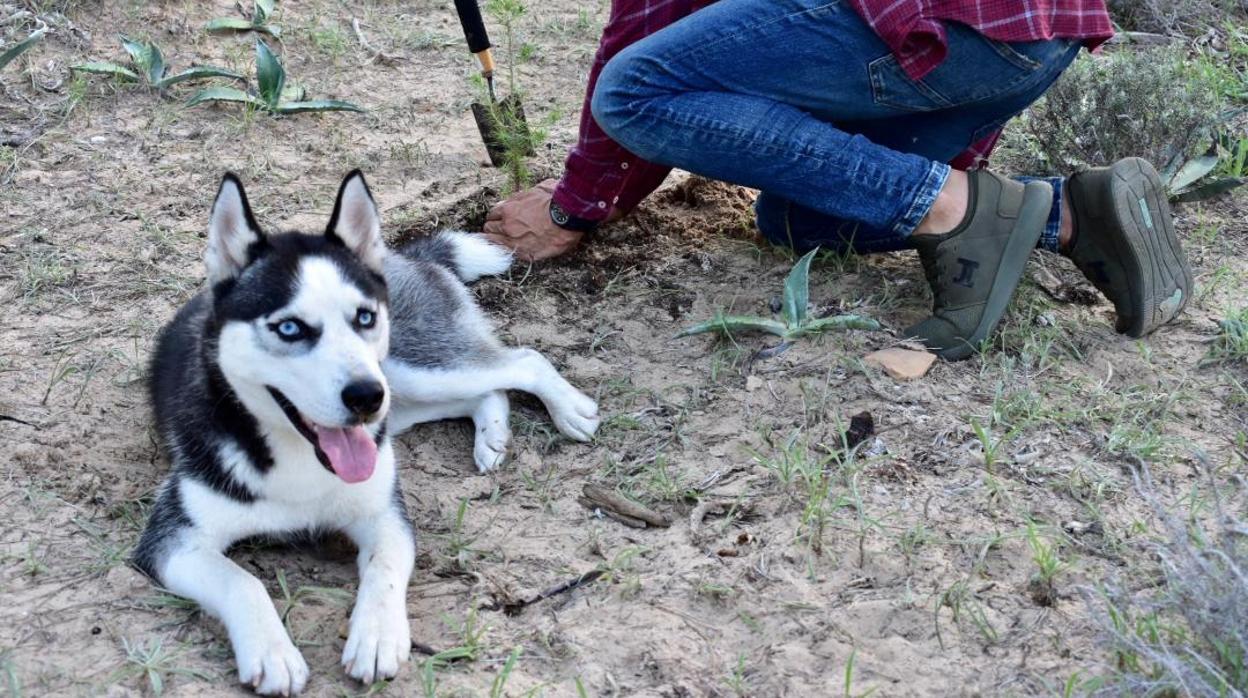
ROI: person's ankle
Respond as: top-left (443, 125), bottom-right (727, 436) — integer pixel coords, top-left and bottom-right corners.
top-left (914, 169), bottom-right (970, 236)
top-left (1057, 193), bottom-right (1076, 254)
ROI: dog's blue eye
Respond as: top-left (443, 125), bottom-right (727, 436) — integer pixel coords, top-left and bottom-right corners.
top-left (356, 309), bottom-right (375, 329)
top-left (274, 320), bottom-right (303, 339)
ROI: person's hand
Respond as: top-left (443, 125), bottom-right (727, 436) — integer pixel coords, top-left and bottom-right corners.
top-left (483, 179), bottom-right (583, 261)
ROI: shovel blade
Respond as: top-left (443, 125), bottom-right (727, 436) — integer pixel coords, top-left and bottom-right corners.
top-left (471, 94), bottom-right (534, 168)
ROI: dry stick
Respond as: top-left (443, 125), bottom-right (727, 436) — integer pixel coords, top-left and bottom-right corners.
top-left (578, 497), bottom-right (648, 529)
top-left (481, 569), bottom-right (606, 616)
top-left (581, 484), bottom-right (670, 528)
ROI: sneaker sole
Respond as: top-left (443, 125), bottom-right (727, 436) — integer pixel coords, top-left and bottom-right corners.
top-left (935, 180), bottom-right (1052, 361)
top-left (1104, 158), bottom-right (1193, 337)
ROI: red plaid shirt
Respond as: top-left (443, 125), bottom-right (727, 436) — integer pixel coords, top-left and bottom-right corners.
top-left (552, 0), bottom-right (1114, 222)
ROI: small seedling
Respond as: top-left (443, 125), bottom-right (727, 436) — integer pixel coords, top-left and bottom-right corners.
top-left (188, 39), bottom-right (362, 115)
top-left (71, 36), bottom-right (243, 91)
top-left (0, 26), bottom-right (46, 72)
top-left (111, 637), bottom-right (211, 696)
top-left (489, 646), bottom-right (522, 698)
top-left (206, 0), bottom-right (281, 37)
top-left (1025, 523), bottom-right (1068, 606)
top-left (677, 249), bottom-right (880, 341)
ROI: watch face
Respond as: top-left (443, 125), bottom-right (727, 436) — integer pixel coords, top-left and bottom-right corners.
top-left (550, 205), bottom-right (570, 226)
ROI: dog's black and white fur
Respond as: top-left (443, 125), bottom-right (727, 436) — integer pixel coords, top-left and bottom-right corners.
top-left (132, 172), bottom-right (599, 695)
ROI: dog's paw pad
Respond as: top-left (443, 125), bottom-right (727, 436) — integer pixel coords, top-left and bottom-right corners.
top-left (342, 606), bottom-right (411, 684)
top-left (236, 634), bottom-right (308, 696)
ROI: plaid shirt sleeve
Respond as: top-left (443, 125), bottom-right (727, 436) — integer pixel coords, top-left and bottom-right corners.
top-left (554, 0), bottom-right (1114, 220)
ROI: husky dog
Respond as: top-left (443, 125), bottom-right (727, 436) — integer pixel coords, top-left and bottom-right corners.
top-left (132, 171), bottom-right (599, 695)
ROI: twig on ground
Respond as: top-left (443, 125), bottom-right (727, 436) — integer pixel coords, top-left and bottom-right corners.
top-left (580, 484), bottom-right (671, 528)
top-left (480, 569), bottom-right (605, 616)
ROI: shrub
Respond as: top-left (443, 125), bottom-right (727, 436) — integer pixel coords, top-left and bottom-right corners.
top-left (1091, 464), bottom-right (1248, 697)
top-left (1002, 48), bottom-right (1223, 176)
top-left (1107, 0), bottom-right (1247, 35)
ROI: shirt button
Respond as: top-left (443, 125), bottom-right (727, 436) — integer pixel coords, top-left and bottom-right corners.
top-left (620, 162), bottom-right (629, 170)
top-left (612, 196), bottom-right (619, 204)
top-left (597, 201), bottom-right (607, 209)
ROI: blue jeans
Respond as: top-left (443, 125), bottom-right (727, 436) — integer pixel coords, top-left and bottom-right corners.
top-left (590, 0), bottom-right (1082, 254)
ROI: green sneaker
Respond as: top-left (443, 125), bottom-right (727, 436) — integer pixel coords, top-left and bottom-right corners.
top-left (1065, 157), bottom-right (1193, 338)
top-left (907, 170), bottom-right (1052, 361)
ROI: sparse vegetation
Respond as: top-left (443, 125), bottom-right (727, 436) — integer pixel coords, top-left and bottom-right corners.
top-left (71, 36), bottom-right (243, 91)
top-left (206, 0), bottom-right (281, 37)
top-left (1092, 465), bottom-right (1248, 697)
top-left (111, 638), bottom-right (210, 696)
top-left (187, 39), bottom-right (361, 115)
top-left (677, 249), bottom-right (880, 341)
top-left (0, 26), bottom-right (45, 72)
top-left (1209, 306), bottom-right (1248, 363)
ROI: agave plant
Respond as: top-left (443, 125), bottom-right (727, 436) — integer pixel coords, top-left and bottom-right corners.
top-left (206, 0), bottom-right (281, 37)
top-left (1162, 126), bottom-right (1248, 203)
top-left (70, 36), bottom-right (243, 90)
top-left (187, 40), bottom-right (362, 115)
top-left (676, 248), bottom-right (880, 341)
top-left (0, 26), bottom-right (46, 72)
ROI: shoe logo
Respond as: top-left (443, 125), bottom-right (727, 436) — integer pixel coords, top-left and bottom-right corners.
top-left (953, 258), bottom-right (980, 288)
top-left (1138, 198), bottom-right (1155, 231)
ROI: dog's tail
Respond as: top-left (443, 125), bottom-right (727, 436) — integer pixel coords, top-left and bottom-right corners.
top-left (394, 231), bottom-right (513, 282)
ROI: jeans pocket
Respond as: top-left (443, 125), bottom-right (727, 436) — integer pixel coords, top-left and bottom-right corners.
top-left (869, 53), bottom-right (954, 112)
top-left (870, 26), bottom-right (1067, 113)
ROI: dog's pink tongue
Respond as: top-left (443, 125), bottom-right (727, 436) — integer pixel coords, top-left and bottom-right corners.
top-left (312, 425), bottom-right (377, 483)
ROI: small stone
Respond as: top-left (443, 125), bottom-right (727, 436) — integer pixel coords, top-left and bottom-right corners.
top-left (863, 348), bottom-right (936, 380)
top-left (745, 375), bottom-right (764, 392)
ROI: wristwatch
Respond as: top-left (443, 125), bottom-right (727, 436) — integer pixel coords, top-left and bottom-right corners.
top-left (549, 202), bottom-right (600, 234)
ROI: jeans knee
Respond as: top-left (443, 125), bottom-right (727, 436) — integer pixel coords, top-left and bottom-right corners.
top-left (591, 46), bottom-right (662, 154)
top-left (590, 53), bottom-right (633, 141)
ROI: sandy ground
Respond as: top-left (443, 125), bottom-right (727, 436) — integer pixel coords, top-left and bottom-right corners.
top-left (2, 1), bottom-right (1246, 696)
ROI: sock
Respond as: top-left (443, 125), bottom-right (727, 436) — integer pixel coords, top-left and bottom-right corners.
top-left (1014, 176), bottom-right (1064, 253)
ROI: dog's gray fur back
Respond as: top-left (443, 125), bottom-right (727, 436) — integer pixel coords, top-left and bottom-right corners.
top-left (386, 238), bottom-right (503, 370)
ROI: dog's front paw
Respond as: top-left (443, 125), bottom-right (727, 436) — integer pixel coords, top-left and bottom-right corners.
top-left (235, 626), bottom-right (309, 696)
top-left (342, 601), bottom-right (411, 684)
top-left (474, 430), bottom-right (510, 473)
top-left (551, 389), bottom-right (600, 442)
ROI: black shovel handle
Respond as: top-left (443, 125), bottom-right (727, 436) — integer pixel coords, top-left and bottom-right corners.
top-left (454, 0), bottom-right (492, 54)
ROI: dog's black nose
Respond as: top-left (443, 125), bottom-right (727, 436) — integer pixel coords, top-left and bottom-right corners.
top-left (342, 381), bottom-right (385, 417)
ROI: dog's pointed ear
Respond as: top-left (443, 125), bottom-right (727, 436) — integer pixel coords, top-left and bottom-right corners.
top-left (205, 173), bottom-right (264, 283)
top-left (326, 170), bottom-right (385, 273)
